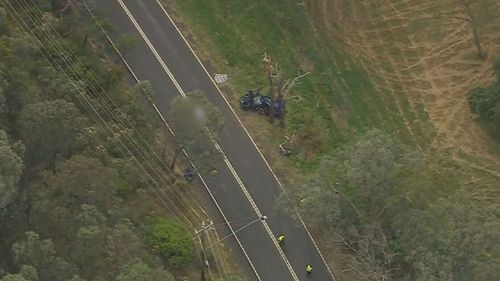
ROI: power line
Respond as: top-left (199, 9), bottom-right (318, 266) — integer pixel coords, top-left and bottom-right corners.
top-left (1, 1), bottom-right (232, 278)
top-left (1, 0), bottom-right (188, 223)
top-left (11, 0), bottom-right (206, 227)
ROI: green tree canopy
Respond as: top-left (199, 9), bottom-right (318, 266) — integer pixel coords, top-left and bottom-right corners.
top-left (0, 265), bottom-right (38, 281)
top-left (0, 7), bottom-right (10, 36)
top-left (0, 275), bottom-right (29, 281)
top-left (38, 155), bottom-right (118, 212)
top-left (12, 232), bottom-right (75, 281)
top-left (18, 266), bottom-right (38, 281)
top-left (280, 129), bottom-right (461, 280)
top-left (0, 129), bottom-right (23, 215)
top-left (285, 129), bottom-right (422, 229)
top-left (145, 218), bottom-right (195, 268)
top-left (19, 99), bottom-right (88, 168)
top-left (168, 91), bottom-right (224, 172)
top-left (32, 156), bottom-right (118, 242)
top-left (116, 259), bottom-right (173, 281)
top-left (106, 220), bottom-right (147, 276)
top-left (393, 194), bottom-right (500, 281)
top-left (468, 62), bottom-right (500, 133)
top-left (66, 276), bottom-right (85, 281)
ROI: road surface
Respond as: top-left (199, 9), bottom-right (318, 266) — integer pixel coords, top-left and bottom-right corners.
top-left (96, 1), bottom-right (336, 280)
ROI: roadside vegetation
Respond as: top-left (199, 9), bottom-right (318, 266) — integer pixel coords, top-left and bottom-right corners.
top-left (164, 0), bottom-right (500, 280)
top-left (0, 1), bottom-right (238, 280)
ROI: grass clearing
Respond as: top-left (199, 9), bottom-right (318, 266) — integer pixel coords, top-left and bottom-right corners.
top-left (164, 0), bottom-right (427, 158)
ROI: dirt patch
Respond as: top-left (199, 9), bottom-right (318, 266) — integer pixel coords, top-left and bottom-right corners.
top-left (309, 0), bottom-right (500, 166)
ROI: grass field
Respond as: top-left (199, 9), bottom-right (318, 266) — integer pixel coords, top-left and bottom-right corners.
top-left (310, 0), bottom-right (500, 207)
top-left (161, 0), bottom-right (500, 279)
top-left (164, 0), bottom-right (424, 151)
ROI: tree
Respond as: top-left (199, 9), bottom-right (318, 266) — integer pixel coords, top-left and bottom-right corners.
top-left (0, 76), bottom-right (6, 126)
top-left (32, 156), bottom-right (118, 242)
top-left (133, 81), bottom-right (155, 100)
top-left (145, 218), bottom-right (195, 268)
top-left (262, 53), bottom-right (309, 126)
top-left (50, 0), bottom-right (98, 49)
top-left (70, 226), bottom-right (106, 280)
top-left (66, 276), bottom-right (85, 281)
top-left (262, 53), bottom-right (276, 123)
top-left (0, 266), bottom-right (38, 281)
top-left (275, 71), bottom-right (309, 128)
top-left (116, 259), bottom-right (174, 281)
top-left (12, 232), bottom-right (75, 281)
top-left (393, 194), bottom-right (500, 281)
top-left (75, 204), bottom-right (106, 228)
top-left (128, 80), bottom-right (161, 145)
top-left (39, 155), bottom-right (118, 212)
top-left (18, 266), bottom-right (38, 281)
top-left (19, 99), bottom-right (88, 169)
top-left (106, 220), bottom-right (146, 276)
top-left (0, 129), bottom-right (24, 216)
top-left (0, 275), bottom-right (29, 281)
top-left (468, 64), bottom-right (500, 132)
top-left (279, 129), bottom-right (433, 280)
top-left (168, 91), bottom-right (224, 172)
top-left (0, 8), bottom-right (9, 36)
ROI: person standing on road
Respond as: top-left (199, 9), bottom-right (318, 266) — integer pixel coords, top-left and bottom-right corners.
top-left (277, 234), bottom-right (285, 246)
top-left (306, 264), bottom-right (313, 275)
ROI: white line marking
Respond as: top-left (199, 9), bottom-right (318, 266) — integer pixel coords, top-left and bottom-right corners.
top-left (116, 0), bottom-right (186, 97)
top-left (154, 1), bottom-right (337, 280)
top-left (207, 131), bottom-right (299, 281)
top-left (85, 3), bottom-right (261, 280)
top-left (115, 1), bottom-right (299, 280)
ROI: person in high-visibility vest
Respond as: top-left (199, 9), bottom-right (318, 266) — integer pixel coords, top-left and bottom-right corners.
top-left (277, 234), bottom-right (285, 245)
top-left (306, 264), bottom-right (313, 274)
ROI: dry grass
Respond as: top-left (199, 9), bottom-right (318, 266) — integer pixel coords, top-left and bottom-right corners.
top-left (309, 0), bottom-right (500, 204)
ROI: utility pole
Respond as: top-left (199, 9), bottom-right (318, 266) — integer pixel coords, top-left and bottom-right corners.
top-left (195, 220), bottom-right (214, 281)
top-left (207, 216), bottom-right (267, 249)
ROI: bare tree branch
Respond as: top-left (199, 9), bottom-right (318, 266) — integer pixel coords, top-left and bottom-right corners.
top-left (281, 72), bottom-right (310, 99)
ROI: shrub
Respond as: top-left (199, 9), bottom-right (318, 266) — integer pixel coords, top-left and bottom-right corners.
top-left (145, 218), bottom-right (195, 268)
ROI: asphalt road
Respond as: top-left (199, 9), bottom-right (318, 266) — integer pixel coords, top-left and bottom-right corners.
top-left (96, 1), bottom-right (335, 280)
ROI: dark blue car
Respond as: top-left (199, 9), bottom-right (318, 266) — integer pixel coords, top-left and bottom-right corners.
top-left (240, 90), bottom-right (281, 117)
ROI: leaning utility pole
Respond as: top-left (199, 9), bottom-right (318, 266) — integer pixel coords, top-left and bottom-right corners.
top-left (195, 220), bottom-right (214, 281)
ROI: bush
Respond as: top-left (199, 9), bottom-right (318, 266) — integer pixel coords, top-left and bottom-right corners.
top-left (468, 64), bottom-right (500, 131)
top-left (145, 218), bottom-right (195, 268)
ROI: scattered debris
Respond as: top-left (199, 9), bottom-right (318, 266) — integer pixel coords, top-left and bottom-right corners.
top-left (214, 73), bottom-right (228, 84)
top-left (279, 131), bottom-right (297, 156)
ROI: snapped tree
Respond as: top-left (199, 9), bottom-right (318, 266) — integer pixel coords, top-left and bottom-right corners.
top-left (262, 53), bottom-right (309, 127)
